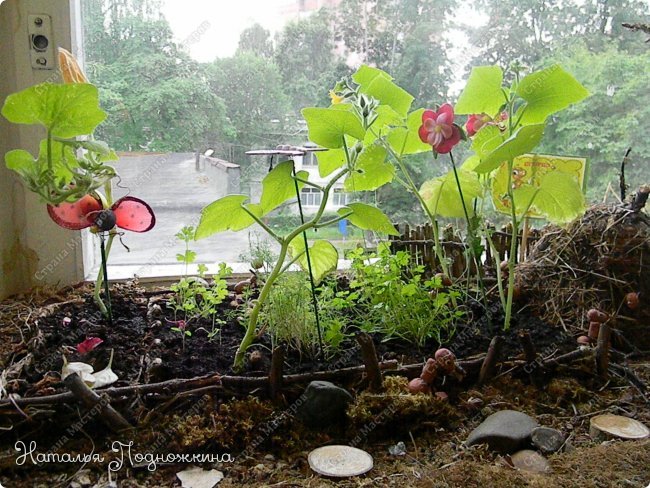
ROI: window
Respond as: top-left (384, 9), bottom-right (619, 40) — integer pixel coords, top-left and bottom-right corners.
top-left (332, 188), bottom-right (349, 206)
top-left (300, 187), bottom-right (322, 207)
top-left (302, 152), bottom-right (318, 166)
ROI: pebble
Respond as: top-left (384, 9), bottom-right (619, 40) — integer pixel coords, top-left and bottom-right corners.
top-left (510, 449), bottom-right (552, 474)
top-left (531, 426), bottom-right (565, 454)
top-left (296, 381), bottom-right (353, 428)
top-left (466, 410), bottom-right (539, 454)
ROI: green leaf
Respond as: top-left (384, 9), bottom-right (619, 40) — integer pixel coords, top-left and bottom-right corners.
top-left (316, 147), bottom-right (347, 177)
top-left (455, 66), bottom-right (504, 116)
top-left (195, 195), bottom-right (261, 239)
top-left (176, 250), bottom-right (197, 264)
top-left (289, 238), bottom-right (338, 284)
top-left (359, 73), bottom-right (414, 117)
top-left (364, 105), bottom-right (402, 144)
top-left (474, 124), bottom-right (545, 173)
top-left (386, 109), bottom-right (432, 156)
top-left (301, 107), bottom-right (366, 149)
top-left (420, 169), bottom-right (482, 218)
top-left (338, 202), bottom-right (399, 235)
top-left (1, 83), bottom-right (107, 137)
top-left (344, 144), bottom-right (393, 191)
top-left (5, 150), bottom-right (35, 178)
top-left (516, 64), bottom-right (590, 125)
top-left (471, 125), bottom-right (503, 158)
top-left (513, 172), bottom-right (585, 224)
top-left (352, 65), bottom-right (390, 87)
top-left (260, 160), bottom-right (308, 214)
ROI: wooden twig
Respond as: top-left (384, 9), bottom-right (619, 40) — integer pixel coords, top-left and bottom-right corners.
top-left (268, 345), bottom-right (286, 405)
top-left (630, 185), bottom-right (649, 212)
top-left (609, 363), bottom-right (648, 394)
top-left (356, 332), bottom-right (383, 392)
top-left (63, 373), bottom-right (132, 432)
top-left (518, 330), bottom-right (537, 365)
top-left (478, 336), bottom-right (503, 385)
top-left (543, 348), bottom-right (593, 368)
top-left (619, 147), bottom-right (632, 201)
top-left (596, 323), bottom-right (612, 379)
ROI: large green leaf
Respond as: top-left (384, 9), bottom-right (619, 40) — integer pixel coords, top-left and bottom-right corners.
top-left (338, 202), bottom-right (399, 235)
top-left (516, 64), bottom-right (589, 125)
top-left (420, 170), bottom-right (482, 218)
top-left (288, 238), bottom-right (338, 284)
top-left (471, 125), bottom-right (503, 158)
top-left (195, 195), bottom-right (261, 239)
top-left (344, 144), bottom-right (393, 192)
top-left (260, 160), bottom-right (309, 214)
top-left (455, 66), bottom-right (504, 116)
top-left (1, 83), bottom-right (106, 137)
top-left (301, 107), bottom-right (366, 149)
top-left (474, 124), bottom-right (545, 173)
top-left (364, 105), bottom-right (402, 144)
top-left (513, 172), bottom-right (585, 224)
top-left (5, 150), bottom-right (35, 178)
top-left (359, 73), bottom-right (414, 117)
top-left (317, 147), bottom-right (347, 177)
top-left (352, 65), bottom-right (390, 87)
top-left (386, 109), bottom-right (432, 156)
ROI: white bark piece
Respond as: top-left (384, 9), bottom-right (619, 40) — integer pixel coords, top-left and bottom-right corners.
top-left (176, 466), bottom-right (224, 488)
top-left (590, 414), bottom-right (650, 441)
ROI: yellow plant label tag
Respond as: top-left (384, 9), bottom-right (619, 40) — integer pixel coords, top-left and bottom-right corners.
top-left (491, 153), bottom-right (587, 218)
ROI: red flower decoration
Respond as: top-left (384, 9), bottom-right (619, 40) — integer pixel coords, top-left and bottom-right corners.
top-left (466, 113), bottom-right (492, 137)
top-left (76, 337), bottom-right (103, 354)
top-left (418, 104), bottom-right (462, 154)
top-left (47, 195), bottom-right (155, 233)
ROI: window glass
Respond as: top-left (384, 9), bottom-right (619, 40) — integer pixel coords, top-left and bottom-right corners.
top-left (80, 0), bottom-right (650, 275)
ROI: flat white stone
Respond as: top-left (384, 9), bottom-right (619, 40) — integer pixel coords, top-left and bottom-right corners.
top-left (308, 445), bottom-right (373, 478)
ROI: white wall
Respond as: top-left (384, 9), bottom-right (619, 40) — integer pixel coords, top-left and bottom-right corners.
top-left (0, 0), bottom-right (85, 299)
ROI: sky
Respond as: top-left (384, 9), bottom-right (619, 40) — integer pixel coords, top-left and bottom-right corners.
top-left (160, 0), bottom-right (487, 68)
top-left (161, 0), bottom-right (291, 62)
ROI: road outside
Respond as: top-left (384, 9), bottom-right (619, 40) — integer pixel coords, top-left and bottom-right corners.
top-left (108, 152), bottom-right (278, 270)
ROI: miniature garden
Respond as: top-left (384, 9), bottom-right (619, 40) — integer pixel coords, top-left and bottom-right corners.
top-left (0, 47), bottom-right (649, 487)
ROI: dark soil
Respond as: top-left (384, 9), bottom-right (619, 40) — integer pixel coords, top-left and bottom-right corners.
top-left (12, 282), bottom-right (574, 401)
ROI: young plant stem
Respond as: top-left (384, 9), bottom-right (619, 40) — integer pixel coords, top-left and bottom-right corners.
top-left (94, 232), bottom-right (115, 317)
top-left (292, 161), bottom-right (324, 358)
top-left (232, 166), bottom-right (349, 371)
top-left (448, 152), bottom-right (490, 323)
top-left (503, 159), bottom-right (518, 331)
top-left (380, 140), bottom-right (450, 277)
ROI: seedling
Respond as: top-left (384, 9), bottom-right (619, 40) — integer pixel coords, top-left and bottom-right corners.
top-left (1, 51), bottom-right (155, 320)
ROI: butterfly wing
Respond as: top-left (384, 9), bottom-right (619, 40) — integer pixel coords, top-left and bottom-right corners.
top-left (112, 196), bottom-right (155, 232)
top-left (47, 194), bottom-right (102, 230)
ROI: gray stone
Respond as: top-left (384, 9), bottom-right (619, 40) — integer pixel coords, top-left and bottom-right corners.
top-left (466, 409), bottom-right (539, 454)
top-left (510, 449), bottom-right (552, 474)
top-left (296, 381), bottom-right (353, 428)
top-left (531, 426), bottom-right (564, 454)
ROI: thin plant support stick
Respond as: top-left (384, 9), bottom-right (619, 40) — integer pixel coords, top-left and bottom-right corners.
top-left (99, 233), bottom-right (113, 327)
top-left (292, 160), bottom-right (324, 358)
top-left (519, 217), bottom-right (530, 262)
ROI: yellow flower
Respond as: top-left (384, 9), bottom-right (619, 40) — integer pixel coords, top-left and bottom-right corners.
top-left (329, 90), bottom-right (344, 105)
top-left (57, 47), bottom-right (89, 83)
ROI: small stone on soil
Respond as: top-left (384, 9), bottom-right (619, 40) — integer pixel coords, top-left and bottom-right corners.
top-left (510, 449), bottom-right (552, 474)
top-left (466, 410), bottom-right (539, 454)
top-left (531, 426), bottom-right (565, 454)
top-left (296, 381), bottom-right (353, 428)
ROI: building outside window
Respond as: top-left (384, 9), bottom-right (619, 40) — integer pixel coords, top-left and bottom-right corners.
top-left (332, 188), bottom-right (349, 206)
top-left (300, 187), bottom-right (322, 207)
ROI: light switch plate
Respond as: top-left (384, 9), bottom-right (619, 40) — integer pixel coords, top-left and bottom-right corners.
top-left (28, 14), bottom-right (55, 70)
